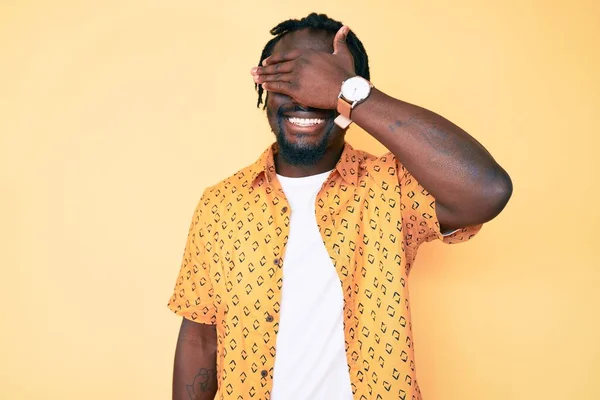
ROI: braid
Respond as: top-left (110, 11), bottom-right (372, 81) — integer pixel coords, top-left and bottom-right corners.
top-left (255, 12), bottom-right (370, 109)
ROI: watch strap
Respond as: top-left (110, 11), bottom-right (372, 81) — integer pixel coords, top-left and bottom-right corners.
top-left (335, 96), bottom-right (354, 129)
top-left (334, 113), bottom-right (352, 129)
top-left (337, 96), bottom-right (353, 119)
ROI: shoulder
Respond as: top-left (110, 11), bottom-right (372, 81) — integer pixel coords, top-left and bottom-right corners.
top-left (196, 162), bottom-right (257, 215)
top-left (353, 148), bottom-right (401, 182)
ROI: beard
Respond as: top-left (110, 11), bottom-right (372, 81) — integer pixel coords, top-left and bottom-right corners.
top-left (271, 105), bottom-right (336, 166)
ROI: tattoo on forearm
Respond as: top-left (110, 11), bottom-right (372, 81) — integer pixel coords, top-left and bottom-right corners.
top-left (388, 119), bottom-right (405, 133)
top-left (186, 368), bottom-right (216, 399)
top-left (411, 119), bottom-right (453, 156)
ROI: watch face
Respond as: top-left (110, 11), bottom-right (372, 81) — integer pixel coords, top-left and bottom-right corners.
top-left (341, 77), bottom-right (371, 102)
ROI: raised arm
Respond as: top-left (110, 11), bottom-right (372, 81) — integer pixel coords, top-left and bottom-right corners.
top-left (350, 88), bottom-right (512, 231)
top-left (253, 26), bottom-right (512, 232)
top-left (173, 318), bottom-right (218, 400)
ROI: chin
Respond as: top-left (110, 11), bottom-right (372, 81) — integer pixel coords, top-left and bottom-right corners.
top-left (282, 131), bottom-right (325, 149)
top-left (275, 128), bottom-right (330, 167)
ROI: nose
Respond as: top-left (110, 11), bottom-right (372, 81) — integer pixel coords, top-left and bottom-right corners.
top-left (293, 100), bottom-right (324, 113)
top-left (290, 98), bottom-right (311, 110)
top-left (294, 103), bottom-right (310, 111)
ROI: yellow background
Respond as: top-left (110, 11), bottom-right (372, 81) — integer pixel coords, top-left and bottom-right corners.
top-left (1, 0), bottom-right (598, 399)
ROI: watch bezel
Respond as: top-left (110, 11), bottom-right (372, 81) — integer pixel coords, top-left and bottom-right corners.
top-left (340, 76), bottom-right (372, 104)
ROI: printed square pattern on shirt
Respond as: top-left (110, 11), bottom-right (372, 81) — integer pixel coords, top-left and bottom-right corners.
top-left (169, 143), bottom-right (481, 400)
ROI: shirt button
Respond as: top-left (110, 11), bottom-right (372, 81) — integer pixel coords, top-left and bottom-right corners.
top-left (274, 258), bottom-right (280, 266)
top-left (266, 314), bottom-right (274, 322)
top-left (261, 369), bottom-right (268, 378)
top-left (282, 206), bottom-right (288, 213)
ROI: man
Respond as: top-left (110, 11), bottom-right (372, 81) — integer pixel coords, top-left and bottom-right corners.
top-left (168, 13), bottom-right (512, 400)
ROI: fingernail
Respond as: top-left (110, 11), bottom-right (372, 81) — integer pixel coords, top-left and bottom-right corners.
top-left (251, 67), bottom-right (258, 74)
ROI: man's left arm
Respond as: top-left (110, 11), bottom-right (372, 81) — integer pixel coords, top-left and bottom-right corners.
top-left (351, 88), bottom-right (512, 232)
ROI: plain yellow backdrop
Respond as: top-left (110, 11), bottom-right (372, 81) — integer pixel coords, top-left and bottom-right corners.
top-left (1, 0), bottom-right (598, 399)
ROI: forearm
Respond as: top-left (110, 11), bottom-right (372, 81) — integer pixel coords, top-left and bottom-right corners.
top-left (352, 88), bottom-right (512, 227)
top-left (173, 319), bottom-right (218, 400)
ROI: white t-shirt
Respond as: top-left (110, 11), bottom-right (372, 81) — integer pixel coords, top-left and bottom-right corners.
top-left (270, 170), bottom-right (354, 400)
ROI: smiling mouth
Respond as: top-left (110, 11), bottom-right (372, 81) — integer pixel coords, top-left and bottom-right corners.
top-left (285, 117), bottom-right (326, 127)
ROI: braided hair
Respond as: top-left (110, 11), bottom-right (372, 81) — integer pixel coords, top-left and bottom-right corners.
top-left (255, 13), bottom-right (370, 108)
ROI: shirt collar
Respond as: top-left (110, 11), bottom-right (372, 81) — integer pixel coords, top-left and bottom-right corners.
top-left (249, 142), bottom-right (360, 187)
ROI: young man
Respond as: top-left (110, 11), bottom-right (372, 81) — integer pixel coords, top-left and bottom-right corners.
top-left (168, 13), bottom-right (512, 400)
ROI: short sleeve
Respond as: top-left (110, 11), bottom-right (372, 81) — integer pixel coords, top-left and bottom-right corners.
top-left (167, 197), bottom-right (216, 324)
top-left (396, 157), bottom-right (482, 250)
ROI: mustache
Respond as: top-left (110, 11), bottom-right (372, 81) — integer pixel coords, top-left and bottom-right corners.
top-left (276, 104), bottom-right (336, 118)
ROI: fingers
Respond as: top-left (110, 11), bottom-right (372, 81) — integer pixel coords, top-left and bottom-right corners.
top-left (261, 49), bottom-right (302, 66)
top-left (251, 60), bottom-right (294, 77)
top-left (333, 25), bottom-right (350, 55)
top-left (253, 72), bottom-right (293, 84)
top-left (250, 59), bottom-right (294, 85)
top-left (261, 81), bottom-right (293, 97)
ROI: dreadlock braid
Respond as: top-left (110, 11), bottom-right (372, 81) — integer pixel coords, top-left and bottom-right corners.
top-left (255, 13), bottom-right (370, 109)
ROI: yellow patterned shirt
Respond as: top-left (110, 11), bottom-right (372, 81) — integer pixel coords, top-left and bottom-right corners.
top-left (168, 143), bottom-right (481, 400)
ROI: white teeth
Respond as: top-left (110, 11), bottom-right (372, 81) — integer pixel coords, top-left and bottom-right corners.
top-left (287, 117), bottom-right (324, 127)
